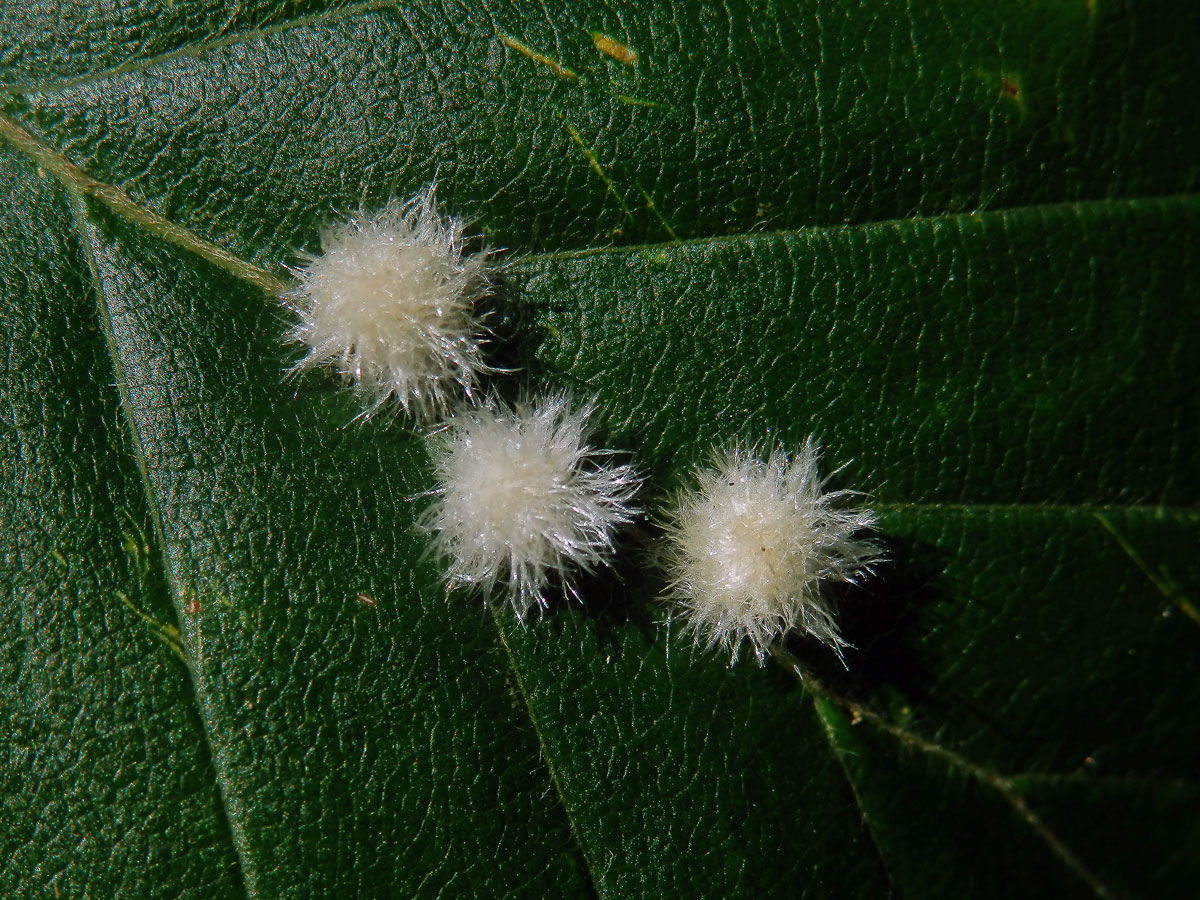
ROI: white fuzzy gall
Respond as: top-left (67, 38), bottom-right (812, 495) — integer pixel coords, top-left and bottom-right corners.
top-left (423, 394), bottom-right (641, 617)
top-left (662, 438), bottom-right (879, 665)
top-left (282, 183), bottom-right (494, 421)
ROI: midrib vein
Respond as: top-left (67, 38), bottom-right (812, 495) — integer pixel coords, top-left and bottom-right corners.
top-left (67, 189), bottom-right (258, 900)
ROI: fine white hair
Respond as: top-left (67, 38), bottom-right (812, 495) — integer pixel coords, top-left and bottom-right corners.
top-left (423, 393), bottom-right (641, 616)
top-left (661, 438), bottom-right (879, 665)
top-left (283, 183), bottom-right (494, 421)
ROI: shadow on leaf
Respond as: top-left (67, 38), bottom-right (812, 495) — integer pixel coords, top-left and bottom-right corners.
top-left (784, 535), bottom-right (949, 706)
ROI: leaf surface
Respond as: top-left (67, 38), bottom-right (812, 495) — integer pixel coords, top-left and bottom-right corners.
top-left (2, 2), bottom-right (1197, 898)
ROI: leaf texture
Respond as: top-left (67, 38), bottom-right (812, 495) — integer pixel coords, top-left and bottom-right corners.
top-left (1, 2), bottom-right (1197, 898)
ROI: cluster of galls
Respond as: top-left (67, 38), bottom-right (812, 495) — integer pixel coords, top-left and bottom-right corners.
top-left (284, 185), bottom-right (879, 664)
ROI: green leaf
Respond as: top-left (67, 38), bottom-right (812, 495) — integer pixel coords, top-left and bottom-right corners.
top-left (2, 2), bottom-right (1196, 898)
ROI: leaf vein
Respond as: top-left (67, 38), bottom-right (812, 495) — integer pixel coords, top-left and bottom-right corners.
top-left (3, 110), bottom-right (1197, 312)
top-left (811, 696), bottom-right (899, 897)
top-left (777, 648), bottom-right (1119, 900)
top-left (1094, 511), bottom-right (1200, 627)
top-left (0, 0), bottom-right (400, 97)
top-left (66, 187), bottom-right (257, 900)
top-left (487, 603), bottom-right (605, 900)
top-left (0, 112), bottom-right (285, 294)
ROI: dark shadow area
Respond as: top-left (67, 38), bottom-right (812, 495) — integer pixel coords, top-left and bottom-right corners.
top-left (784, 535), bottom-right (949, 706)
top-left (782, 534), bottom-right (1023, 750)
top-left (474, 267), bottom-right (552, 396)
top-left (537, 521), bottom-right (664, 651)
